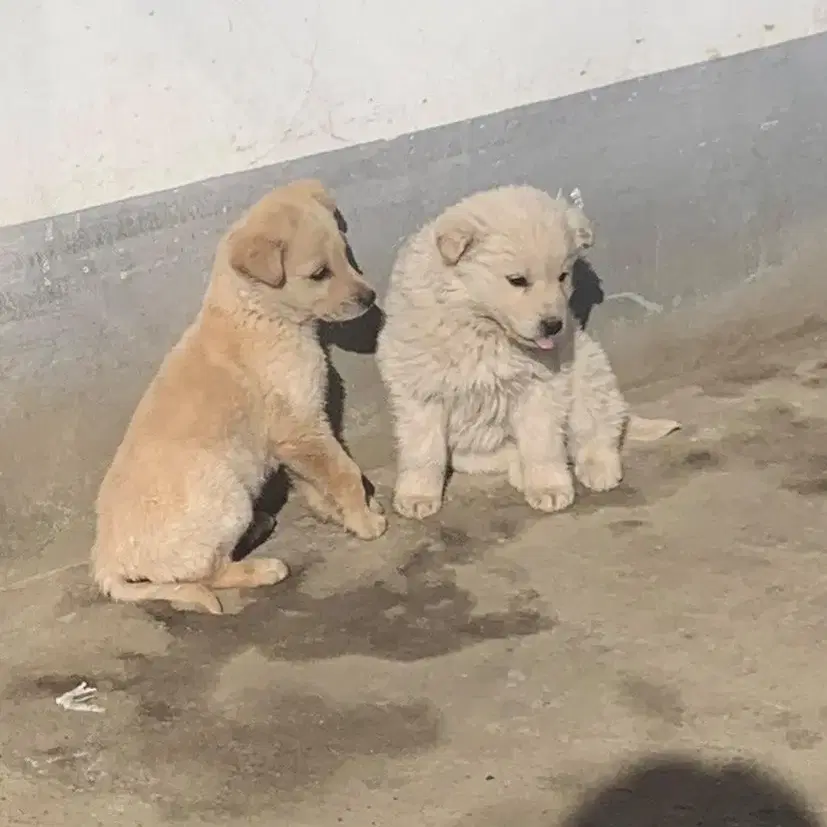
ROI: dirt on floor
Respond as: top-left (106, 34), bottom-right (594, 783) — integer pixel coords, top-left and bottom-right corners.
top-left (2, 272), bottom-right (827, 827)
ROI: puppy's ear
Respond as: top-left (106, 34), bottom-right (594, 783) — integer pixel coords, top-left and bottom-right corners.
top-left (435, 217), bottom-right (476, 265)
top-left (229, 228), bottom-right (286, 287)
top-left (286, 178), bottom-right (338, 215)
top-left (565, 204), bottom-right (594, 252)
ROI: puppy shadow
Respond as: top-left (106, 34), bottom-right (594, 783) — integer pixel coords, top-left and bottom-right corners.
top-left (318, 329), bottom-right (381, 503)
top-left (232, 467), bottom-right (290, 561)
top-left (570, 258), bottom-right (604, 330)
top-left (320, 303), bottom-right (385, 357)
top-left (323, 207), bottom-right (387, 355)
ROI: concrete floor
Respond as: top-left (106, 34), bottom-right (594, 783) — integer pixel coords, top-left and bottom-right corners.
top-left (2, 266), bottom-right (827, 827)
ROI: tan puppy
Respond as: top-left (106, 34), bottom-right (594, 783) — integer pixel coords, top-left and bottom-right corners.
top-left (92, 180), bottom-right (387, 614)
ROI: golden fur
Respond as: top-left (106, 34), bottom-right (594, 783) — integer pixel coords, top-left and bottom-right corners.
top-left (92, 180), bottom-right (386, 614)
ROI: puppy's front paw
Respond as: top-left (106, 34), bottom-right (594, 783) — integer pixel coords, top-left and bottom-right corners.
top-left (575, 446), bottom-right (623, 492)
top-left (524, 485), bottom-right (575, 513)
top-left (393, 492), bottom-right (442, 520)
top-left (345, 508), bottom-right (388, 540)
top-left (393, 472), bottom-right (443, 520)
top-left (522, 466), bottom-right (575, 513)
top-left (257, 557), bottom-right (291, 585)
top-left (296, 480), bottom-right (341, 523)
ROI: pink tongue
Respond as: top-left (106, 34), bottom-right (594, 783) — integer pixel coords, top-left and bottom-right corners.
top-left (535, 337), bottom-right (555, 350)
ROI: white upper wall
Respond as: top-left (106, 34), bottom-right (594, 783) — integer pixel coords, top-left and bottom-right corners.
top-left (2, 0), bottom-right (825, 227)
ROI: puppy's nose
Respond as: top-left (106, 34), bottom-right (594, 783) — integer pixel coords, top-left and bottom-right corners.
top-left (358, 287), bottom-right (377, 308)
top-left (539, 316), bottom-right (563, 337)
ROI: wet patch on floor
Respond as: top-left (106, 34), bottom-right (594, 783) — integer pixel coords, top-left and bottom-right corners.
top-left (701, 362), bottom-right (783, 398)
top-left (4, 670), bottom-right (441, 820)
top-left (615, 675), bottom-right (685, 728)
top-left (1, 517), bottom-right (554, 819)
top-left (144, 538), bottom-right (554, 664)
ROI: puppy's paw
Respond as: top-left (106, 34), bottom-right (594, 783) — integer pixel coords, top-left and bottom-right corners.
top-left (393, 492), bottom-right (442, 520)
top-left (575, 446), bottom-right (623, 492)
top-left (393, 471), bottom-right (444, 520)
top-left (522, 466), bottom-right (575, 513)
top-left (345, 508), bottom-right (388, 540)
top-left (524, 485), bottom-right (575, 513)
top-left (257, 557), bottom-right (291, 585)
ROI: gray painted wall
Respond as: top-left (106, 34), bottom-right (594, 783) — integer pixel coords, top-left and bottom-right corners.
top-left (1, 34), bottom-right (825, 565)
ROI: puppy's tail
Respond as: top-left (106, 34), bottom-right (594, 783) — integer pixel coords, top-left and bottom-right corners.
top-left (625, 414), bottom-right (681, 443)
top-left (95, 570), bottom-right (223, 615)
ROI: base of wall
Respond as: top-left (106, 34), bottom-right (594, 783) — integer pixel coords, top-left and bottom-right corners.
top-left (1, 33), bottom-right (826, 570)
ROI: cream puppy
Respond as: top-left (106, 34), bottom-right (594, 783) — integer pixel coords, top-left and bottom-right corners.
top-left (376, 184), bottom-right (629, 519)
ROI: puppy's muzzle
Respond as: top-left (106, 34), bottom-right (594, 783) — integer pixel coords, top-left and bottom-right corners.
top-left (538, 316), bottom-right (563, 337)
top-left (531, 315), bottom-right (564, 351)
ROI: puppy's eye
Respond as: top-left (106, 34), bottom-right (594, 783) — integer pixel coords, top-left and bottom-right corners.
top-left (310, 267), bottom-right (331, 282)
top-left (506, 274), bottom-right (529, 288)
top-left (558, 271), bottom-right (570, 283)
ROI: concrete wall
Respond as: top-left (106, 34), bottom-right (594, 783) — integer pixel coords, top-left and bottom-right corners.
top-left (2, 0), bottom-right (824, 226)
top-left (2, 4), bottom-right (827, 580)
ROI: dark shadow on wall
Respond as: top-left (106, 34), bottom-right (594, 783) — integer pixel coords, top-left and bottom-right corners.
top-left (570, 257), bottom-right (605, 330)
top-left (319, 206), bottom-right (386, 427)
top-left (560, 754), bottom-right (821, 827)
top-left (320, 207), bottom-right (386, 357)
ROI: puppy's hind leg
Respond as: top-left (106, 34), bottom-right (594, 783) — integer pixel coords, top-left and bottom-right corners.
top-left (208, 558), bottom-right (290, 590)
top-left (96, 572), bottom-right (224, 615)
top-left (107, 476), bottom-right (278, 614)
top-left (208, 480), bottom-right (290, 591)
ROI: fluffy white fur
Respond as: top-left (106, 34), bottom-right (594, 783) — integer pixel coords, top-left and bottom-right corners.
top-left (376, 185), bottom-right (629, 519)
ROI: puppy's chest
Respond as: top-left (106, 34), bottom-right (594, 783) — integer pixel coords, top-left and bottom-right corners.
top-left (258, 338), bottom-right (327, 418)
top-left (441, 346), bottom-right (543, 423)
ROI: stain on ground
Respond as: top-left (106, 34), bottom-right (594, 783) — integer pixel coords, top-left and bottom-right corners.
top-left (608, 518), bottom-right (649, 537)
top-left (2, 537), bottom-right (552, 820)
top-left (145, 545), bottom-right (553, 663)
top-left (701, 362), bottom-right (782, 397)
top-left (616, 676), bottom-right (685, 727)
top-left (5, 671), bottom-right (440, 820)
top-left (621, 395), bottom-right (827, 506)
